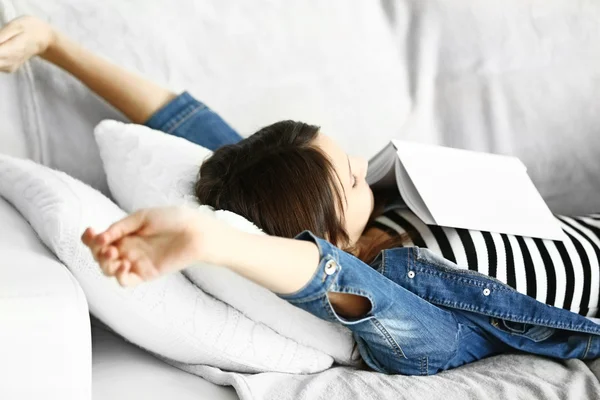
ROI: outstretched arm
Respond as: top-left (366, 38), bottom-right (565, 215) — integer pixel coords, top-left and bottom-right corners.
top-left (81, 206), bottom-right (371, 319)
top-left (81, 206), bottom-right (321, 295)
top-left (0, 15), bottom-right (175, 123)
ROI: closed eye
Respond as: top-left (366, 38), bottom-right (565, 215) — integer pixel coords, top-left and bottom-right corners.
top-left (347, 155), bottom-right (357, 189)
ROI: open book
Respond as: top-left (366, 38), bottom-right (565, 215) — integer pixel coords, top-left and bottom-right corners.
top-left (366, 139), bottom-right (566, 241)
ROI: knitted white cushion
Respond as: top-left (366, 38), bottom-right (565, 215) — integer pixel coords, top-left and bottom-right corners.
top-left (94, 120), bottom-right (212, 212)
top-left (92, 119), bottom-right (360, 367)
top-left (0, 154), bottom-right (342, 373)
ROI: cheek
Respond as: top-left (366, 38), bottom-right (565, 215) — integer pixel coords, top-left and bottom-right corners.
top-left (344, 185), bottom-right (375, 238)
top-left (358, 182), bottom-right (374, 217)
top-left (365, 185), bottom-right (374, 214)
top-left (351, 186), bottom-right (374, 231)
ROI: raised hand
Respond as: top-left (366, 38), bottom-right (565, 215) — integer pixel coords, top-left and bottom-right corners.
top-left (0, 15), bottom-right (55, 73)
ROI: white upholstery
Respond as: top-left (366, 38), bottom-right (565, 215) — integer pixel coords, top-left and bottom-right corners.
top-left (0, 196), bottom-right (91, 400)
top-left (91, 318), bottom-right (237, 400)
top-left (0, 72), bottom-right (28, 159)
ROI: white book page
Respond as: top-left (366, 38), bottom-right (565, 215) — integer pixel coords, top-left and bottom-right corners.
top-left (392, 140), bottom-right (566, 241)
top-left (394, 159), bottom-right (435, 224)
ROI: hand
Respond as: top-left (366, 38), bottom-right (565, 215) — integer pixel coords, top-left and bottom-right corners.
top-left (0, 15), bottom-right (55, 73)
top-left (81, 206), bottom-right (232, 287)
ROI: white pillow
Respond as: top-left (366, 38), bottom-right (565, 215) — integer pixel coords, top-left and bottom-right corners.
top-left (0, 154), bottom-right (341, 374)
top-left (93, 120), bottom-right (361, 366)
top-left (94, 120), bottom-right (212, 212)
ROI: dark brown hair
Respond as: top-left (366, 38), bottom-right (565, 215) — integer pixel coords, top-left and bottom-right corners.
top-left (194, 120), bottom-right (408, 262)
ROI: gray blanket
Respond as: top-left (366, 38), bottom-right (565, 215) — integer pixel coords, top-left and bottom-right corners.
top-left (158, 354), bottom-right (600, 400)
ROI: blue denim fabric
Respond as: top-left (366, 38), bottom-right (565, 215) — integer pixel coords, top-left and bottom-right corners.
top-left (279, 231), bottom-right (600, 375)
top-left (143, 91), bottom-right (243, 151)
top-left (145, 92), bottom-right (600, 376)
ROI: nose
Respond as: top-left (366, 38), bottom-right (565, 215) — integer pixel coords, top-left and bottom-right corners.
top-left (352, 156), bottom-right (369, 180)
top-left (359, 157), bottom-right (368, 179)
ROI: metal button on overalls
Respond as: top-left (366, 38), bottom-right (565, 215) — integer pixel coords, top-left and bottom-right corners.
top-left (325, 260), bottom-right (337, 275)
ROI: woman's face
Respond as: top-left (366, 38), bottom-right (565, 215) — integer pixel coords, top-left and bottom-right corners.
top-left (313, 132), bottom-right (374, 247)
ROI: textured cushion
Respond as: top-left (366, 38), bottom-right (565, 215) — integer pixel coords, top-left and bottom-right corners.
top-left (93, 119), bottom-right (360, 367)
top-left (0, 154), bottom-right (346, 374)
top-left (94, 120), bottom-right (212, 212)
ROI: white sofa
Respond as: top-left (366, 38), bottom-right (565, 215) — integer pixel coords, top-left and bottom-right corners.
top-left (0, 195), bottom-right (239, 399)
top-left (2, 1), bottom-right (600, 399)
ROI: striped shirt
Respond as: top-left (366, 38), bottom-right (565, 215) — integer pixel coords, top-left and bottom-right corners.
top-left (373, 199), bottom-right (600, 318)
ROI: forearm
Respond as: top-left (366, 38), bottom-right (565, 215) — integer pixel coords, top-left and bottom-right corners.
top-left (212, 230), bottom-right (321, 296)
top-left (40, 30), bottom-right (175, 124)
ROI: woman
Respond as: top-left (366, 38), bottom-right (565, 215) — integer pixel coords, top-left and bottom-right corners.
top-left (2, 16), bottom-right (600, 376)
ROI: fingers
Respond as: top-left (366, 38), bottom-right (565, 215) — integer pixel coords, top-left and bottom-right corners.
top-left (0, 19), bottom-right (24, 45)
top-left (0, 34), bottom-right (25, 73)
top-left (81, 227), bottom-right (109, 263)
top-left (102, 246), bottom-right (122, 275)
top-left (81, 227), bottom-right (95, 246)
top-left (81, 211), bottom-right (147, 258)
top-left (95, 236), bottom-right (158, 284)
top-left (96, 211), bottom-right (147, 247)
top-left (115, 260), bottom-right (131, 285)
top-left (119, 270), bottom-right (144, 287)
top-left (114, 260), bottom-right (144, 287)
top-left (0, 30), bottom-right (22, 50)
top-left (115, 239), bottom-right (158, 281)
top-left (80, 215), bottom-right (159, 288)
top-left (96, 244), bottom-right (147, 288)
top-left (81, 227), bottom-right (128, 278)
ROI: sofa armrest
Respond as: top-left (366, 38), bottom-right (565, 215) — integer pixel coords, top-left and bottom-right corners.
top-left (0, 197), bottom-right (91, 400)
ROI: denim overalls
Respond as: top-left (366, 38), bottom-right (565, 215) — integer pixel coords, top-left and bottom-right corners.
top-left (144, 91), bottom-right (600, 376)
